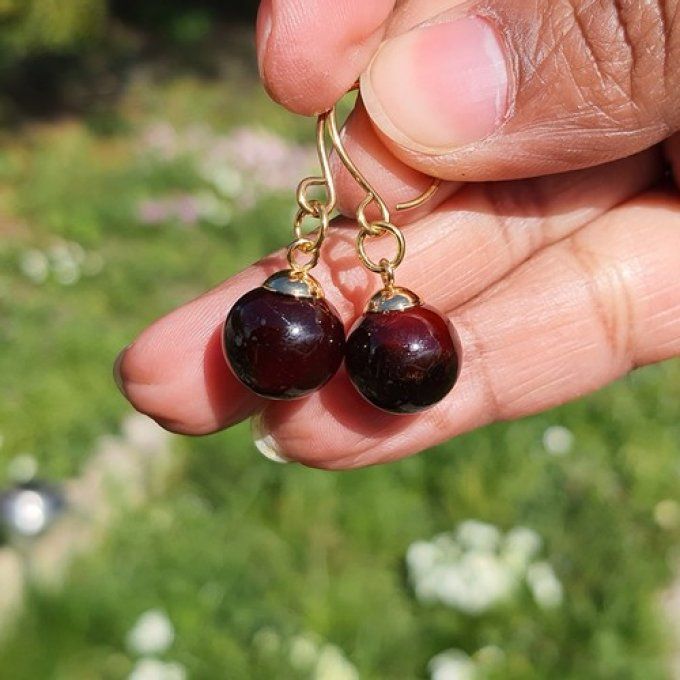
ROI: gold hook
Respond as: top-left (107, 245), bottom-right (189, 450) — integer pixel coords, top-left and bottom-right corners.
top-left (324, 86), bottom-right (441, 217)
top-left (324, 106), bottom-right (390, 223)
top-left (396, 179), bottom-right (442, 212)
top-left (318, 86), bottom-right (442, 290)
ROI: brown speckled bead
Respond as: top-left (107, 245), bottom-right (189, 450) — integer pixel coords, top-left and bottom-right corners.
top-left (224, 287), bottom-right (345, 399)
top-left (346, 305), bottom-right (460, 414)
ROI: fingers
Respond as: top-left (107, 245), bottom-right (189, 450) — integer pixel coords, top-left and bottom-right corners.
top-left (116, 266), bottom-right (269, 435)
top-left (116, 151), bottom-right (660, 436)
top-left (260, 191), bottom-right (680, 469)
top-left (358, 0), bottom-right (680, 181)
top-left (256, 0), bottom-right (395, 115)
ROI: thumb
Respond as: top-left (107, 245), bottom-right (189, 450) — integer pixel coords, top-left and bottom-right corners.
top-left (361, 0), bottom-right (678, 181)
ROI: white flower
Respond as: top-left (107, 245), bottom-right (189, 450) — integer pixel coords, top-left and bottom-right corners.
top-left (456, 520), bottom-right (501, 553)
top-left (428, 650), bottom-right (476, 680)
top-left (474, 645), bottom-right (505, 667)
top-left (121, 414), bottom-right (170, 453)
top-left (406, 540), bottom-right (439, 576)
top-left (4, 487), bottom-right (52, 536)
top-left (19, 249), bottom-right (49, 283)
top-left (46, 241), bottom-right (84, 285)
top-left (431, 533), bottom-right (462, 560)
top-left (407, 535), bottom-right (461, 603)
top-left (527, 562), bottom-right (564, 609)
top-left (6, 454), bottom-right (38, 483)
top-left (289, 633), bottom-right (320, 670)
top-left (438, 553), bottom-right (514, 614)
top-left (314, 644), bottom-right (359, 680)
top-left (126, 610), bottom-right (175, 656)
top-left (252, 627), bottom-right (281, 656)
top-left (408, 522), bottom-right (558, 614)
top-left (542, 426), bottom-right (574, 456)
top-left (198, 163), bottom-right (243, 198)
top-left (654, 499), bottom-right (680, 530)
top-left (53, 258), bottom-right (80, 286)
top-left (128, 659), bottom-right (186, 680)
top-left (412, 568), bottom-right (444, 603)
top-left (502, 526), bottom-right (543, 572)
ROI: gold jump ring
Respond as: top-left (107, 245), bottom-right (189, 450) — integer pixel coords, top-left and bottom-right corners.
top-left (356, 221), bottom-right (405, 274)
top-left (293, 202), bottom-right (330, 251)
top-left (287, 237), bottom-right (319, 272)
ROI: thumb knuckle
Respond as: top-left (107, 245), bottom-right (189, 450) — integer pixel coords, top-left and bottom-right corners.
top-left (558, 0), bottom-right (671, 123)
top-left (498, 0), bottom-right (678, 131)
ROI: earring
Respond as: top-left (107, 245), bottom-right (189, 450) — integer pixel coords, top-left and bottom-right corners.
top-left (224, 87), bottom-right (460, 410)
top-left (325, 103), bottom-right (462, 415)
top-left (222, 114), bottom-right (345, 399)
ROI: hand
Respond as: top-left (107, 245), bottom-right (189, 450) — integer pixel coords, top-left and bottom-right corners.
top-left (115, 0), bottom-right (680, 469)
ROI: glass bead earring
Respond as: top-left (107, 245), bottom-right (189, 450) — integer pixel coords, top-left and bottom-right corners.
top-left (345, 276), bottom-right (462, 414)
top-left (223, 115), bottom-right (345, 400)
top-left (324, 104), bottom-right (462, 414)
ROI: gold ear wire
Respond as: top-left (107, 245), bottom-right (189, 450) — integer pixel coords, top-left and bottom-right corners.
top-left (324, 105), bottom-right (390, 224)
top-left (396, 179), bottom-right (441, 212)
top-left (311, 87), bottom-right (442, 291)
top-left (325, 85), bottom-right (441, 218)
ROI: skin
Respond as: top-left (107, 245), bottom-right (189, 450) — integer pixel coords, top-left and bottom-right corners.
top-left (117, 0), bottom-right (680, 469)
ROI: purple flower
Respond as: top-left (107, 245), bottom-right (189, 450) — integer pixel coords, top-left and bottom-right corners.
top-left (136, 196), bottom-right (196, 227)
top-left (137, 199), bottom-right (171, 225)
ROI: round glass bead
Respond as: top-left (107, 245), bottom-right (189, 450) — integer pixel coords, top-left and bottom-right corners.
top-left (346, 305), bottom-right (460, 414)
top-left (224, 286), bottom-right (345, 399)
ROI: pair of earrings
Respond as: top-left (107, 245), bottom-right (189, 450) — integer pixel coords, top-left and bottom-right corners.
top-left (222, 97), bottom-right (461, 415)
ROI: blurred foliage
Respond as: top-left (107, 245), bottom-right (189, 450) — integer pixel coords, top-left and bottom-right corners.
top-left (0, 0), bottom-right (106, 55)
top-left (0, 0), bottom-right (258, 59)
top-left (0, 0), bottom-right (260, 121)
top-left (0, 4), bottom-right (679, 680)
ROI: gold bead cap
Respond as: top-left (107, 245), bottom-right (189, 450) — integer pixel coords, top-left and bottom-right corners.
top-left (366, 286), bottom-right (421, 313)
top-left (263, 270), bottom-right (324, 299)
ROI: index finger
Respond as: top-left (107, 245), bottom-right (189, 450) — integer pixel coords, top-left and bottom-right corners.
top-left (256, 0), bottom-right (395, 115)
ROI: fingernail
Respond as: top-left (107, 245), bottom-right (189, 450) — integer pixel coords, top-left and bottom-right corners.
top-left (251, 413), bottom-right (291, 464)
top-left (256, 0), bottom-right (273, 79)
top-left (363, 17), bottom-right (509, 150)
top-left (113, 345), bottom-right (131, 398)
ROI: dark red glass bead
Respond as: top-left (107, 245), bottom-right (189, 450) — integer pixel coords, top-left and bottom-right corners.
top-left (346, 305), bottom-right (461, 414)
top-left (224, 287), bottom-right (345, 399)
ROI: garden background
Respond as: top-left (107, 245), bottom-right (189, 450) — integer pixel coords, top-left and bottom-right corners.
top-left (1, 1), bottom-right (679, 678)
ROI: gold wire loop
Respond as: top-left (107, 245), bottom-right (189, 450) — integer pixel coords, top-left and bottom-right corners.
top-left (356, 221), bottom-right (406, 274)
top-left (295, 116), bottom-right (336, 216)
top-left (286, 116), bottom-right (336, 274)
top-left (284, 88), bottom-right (439, 281)
top-left (356, 194), bottom-right (387, 236)
top-left (379, 258), bottom-right (395, 289)
top-left (324, 91), bottom-right (440, 287)
top-left (287, 237), bottom-right (319, 273)
top-left (325, 92), bottom-right (440, 218)
top-left (293, 201), bottom-right (330, 249)
top-left (326, 107), bottom-right (391, 224)
top-left (297, 114), bottom-right (337, 215)
top-left (296, 178), bottom-right (328, 217)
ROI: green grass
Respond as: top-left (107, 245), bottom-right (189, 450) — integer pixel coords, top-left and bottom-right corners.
top-left (0, 65), bottom-right (679, 679)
